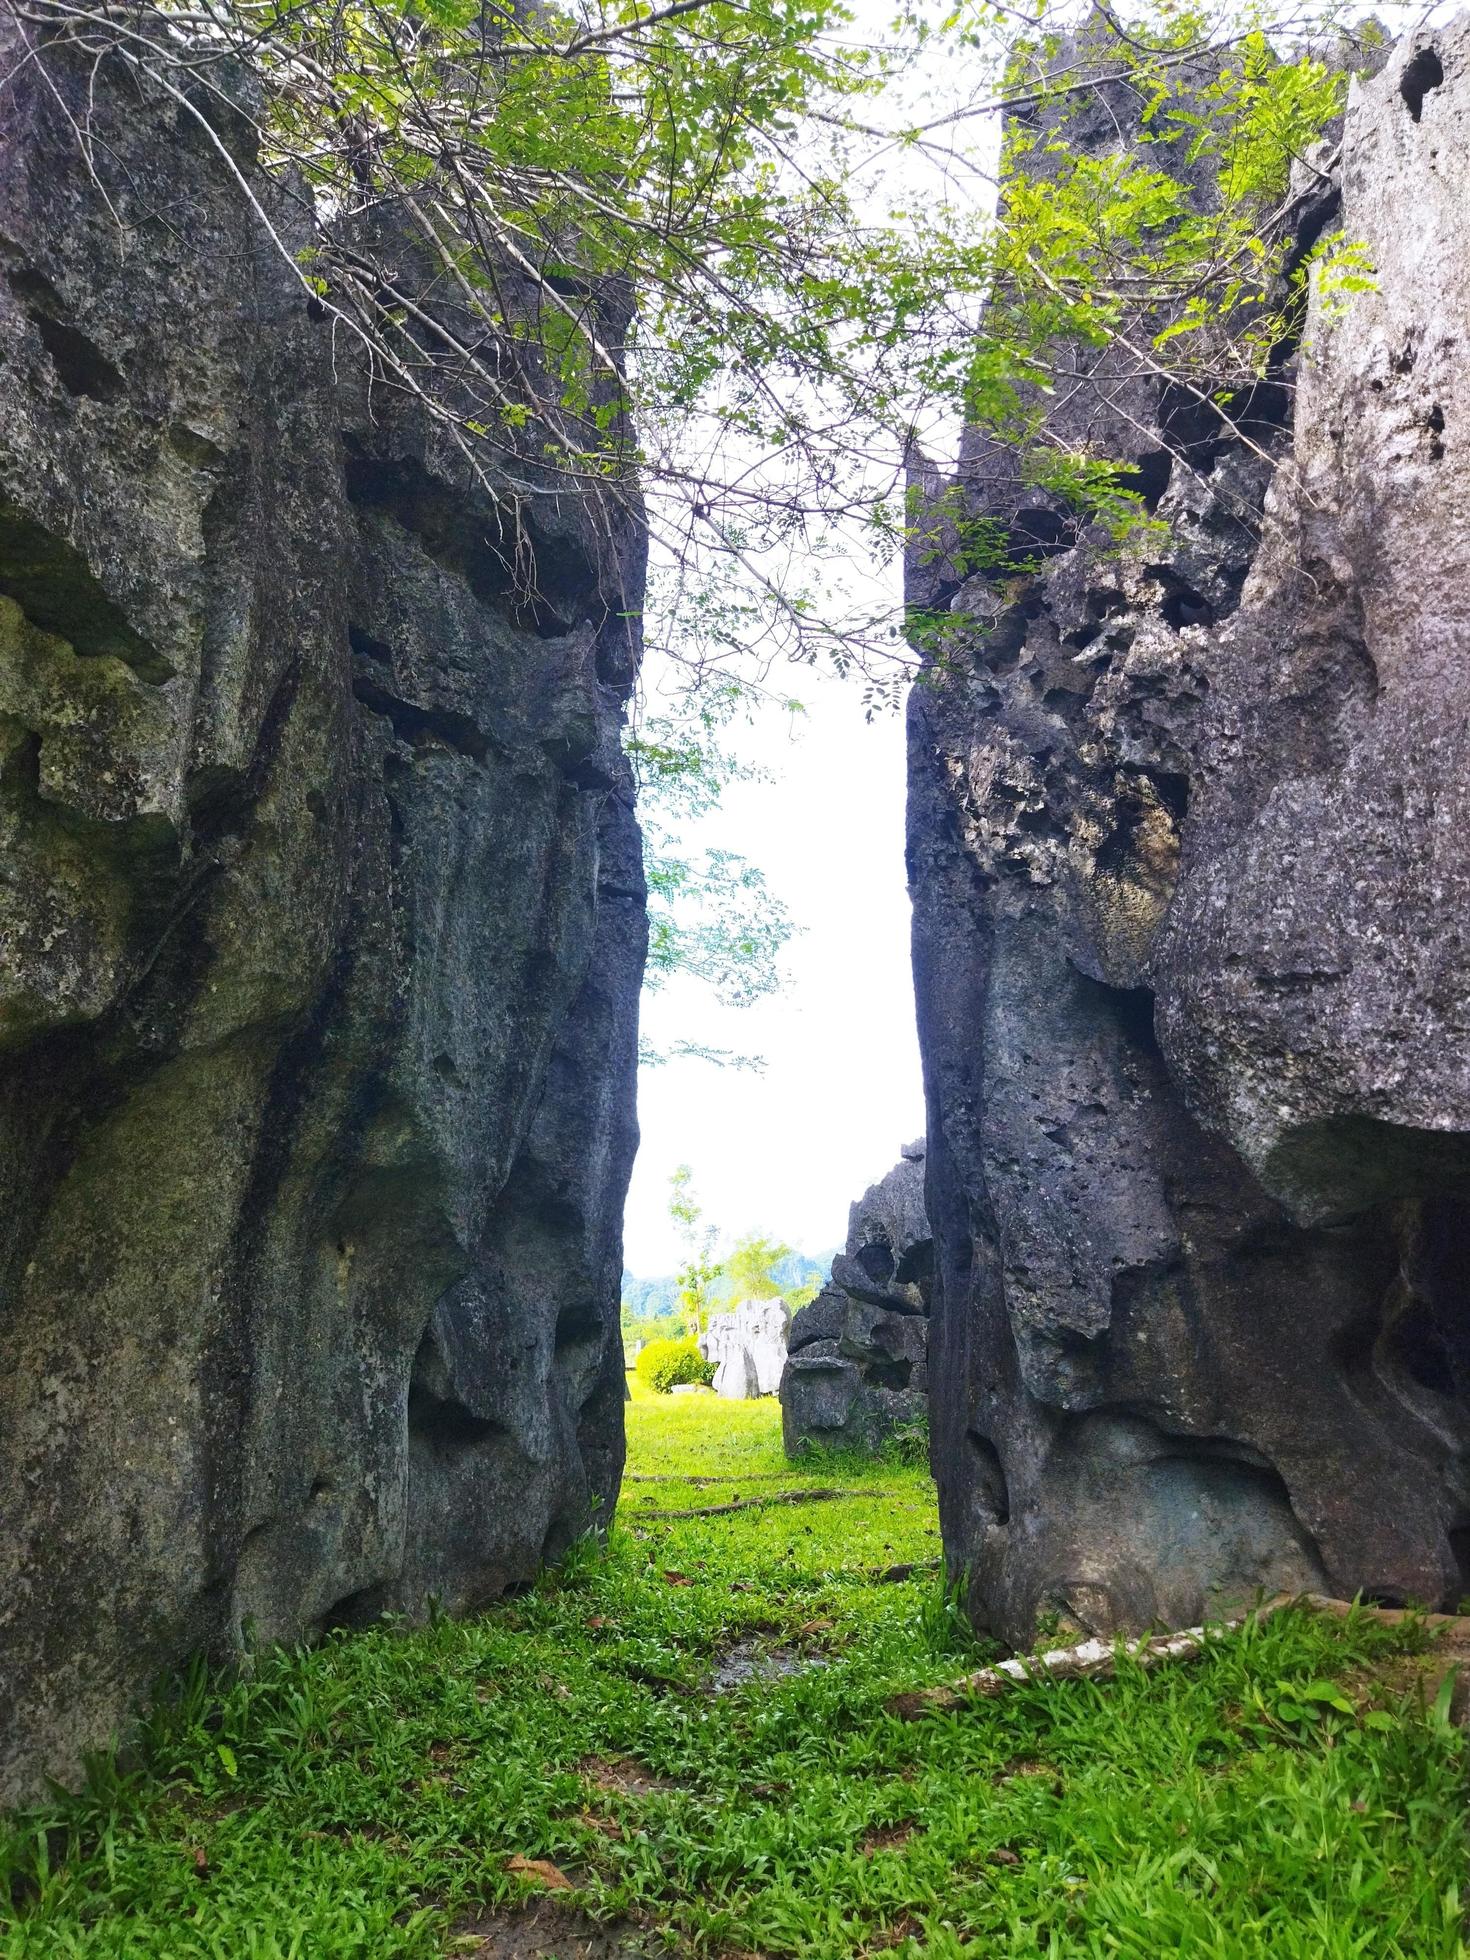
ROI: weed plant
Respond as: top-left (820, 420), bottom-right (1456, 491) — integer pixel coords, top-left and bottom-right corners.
top-left (1, 1385), bottom-right (1465, 1957)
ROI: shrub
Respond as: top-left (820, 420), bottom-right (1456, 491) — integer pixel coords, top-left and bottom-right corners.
top-left (636, 1337), bottom-right (714, 1395)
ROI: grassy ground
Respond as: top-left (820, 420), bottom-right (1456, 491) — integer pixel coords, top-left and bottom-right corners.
top-left (2, 1385), bottom-right (1467, 1958)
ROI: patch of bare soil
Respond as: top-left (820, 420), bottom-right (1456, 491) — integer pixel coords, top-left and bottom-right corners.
top-left (858, 1822), bottom-right (916, 1857)
top-left (451, 1898), bottom-right (652, 1958)
top-left (857, 1910), bottom-right (919, 1952)
top-left (996, 1758), bottom-right (1063, 1794)
top-left (708, 1637), bottom-right (825, 1693)
top-left (577, 1754), bottom-right (679, 1797)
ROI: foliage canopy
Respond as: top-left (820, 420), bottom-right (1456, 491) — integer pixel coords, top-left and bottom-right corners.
top-left (8, 0), bottom-right (1376, 673)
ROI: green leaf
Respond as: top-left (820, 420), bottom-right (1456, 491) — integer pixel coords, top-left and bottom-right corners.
top-left (1298, 1680), bottom-right (1356, 1715)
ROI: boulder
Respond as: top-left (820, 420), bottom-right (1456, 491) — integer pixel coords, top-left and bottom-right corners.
top-left (701, 1299), bottom-right (790, 1398)
top-left (714, 1345), bottom-right (761, 1400)
top-left (781, 1144), bottom-right (933, 1452)
top-left (0, 29), bottom-right (645, 1803)
top-left (906, 21), bottom-right (1470, 1643)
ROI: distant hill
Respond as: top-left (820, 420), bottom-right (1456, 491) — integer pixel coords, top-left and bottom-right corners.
top-left (622, 1248), bottom-right (837, 1322)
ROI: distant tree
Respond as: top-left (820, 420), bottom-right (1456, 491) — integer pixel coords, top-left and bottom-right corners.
top-left (723, 1233), bottom-right (796, 1305)
top-left (636, 1336), bottom-right (714, 1394)
top-left (620, 1305), bottom-right (676, 1350)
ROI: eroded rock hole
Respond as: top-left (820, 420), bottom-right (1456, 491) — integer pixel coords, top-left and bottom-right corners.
top-left (1162, 586), bottom-right (1213, 629)
top-left (1086, 587), bottom-right (1128, 621)
top-left (1146, 564), bottom-right (1217, 630)
top-left (1400, 46), bottom-right (1445, 122)
top-left (343, 440), bottom-right (597, 635)
top-left (348, 623), bottom-right (394, 665)
top-left (555, 1300), bottom-right (602, 1352)
top-left (322, 1583), bottom-right (392, 1633)
top-left (866, 1355), bottom-right (913, 1391)
top-left (408, 1327), bottom-right (506, 1448)
top-left (352, 673), bottom-right (491, 763)
top-left (1060, 621), bottom-right (1102, 651)
top-left (1386, 1302), bottom-right (1456, 1398)
top-left (855, 1238), bottom-right (895, 1284)
top-left (895, 1238), bottom-right (934, 1289)
top-left (1450, 1526), bottom-right (1470, 1593)
top-left (1095, 977), bottom-right (1162, 1057)
top-left (0, 503), bottom-right (169, 678)
top-left (1003, 505), bottom-right (1073, 565)
top-left (408, 1389), bottom-right (503, 1447)
top-left (11, 269), bottom-right (125, 400)
top-left (968, 1432), bottom-right (1010, 1525)
top-left (31, 312), bottom-right (125, 401)
top-left (1119, 447), bottom-right (1173, 513)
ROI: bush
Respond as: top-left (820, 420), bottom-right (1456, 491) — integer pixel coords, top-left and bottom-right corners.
top-left (636, 1337), bottom-right (714, 1395)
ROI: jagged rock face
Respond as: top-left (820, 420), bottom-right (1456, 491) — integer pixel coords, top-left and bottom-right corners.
top-left (907, 24), bottom-right (1470, 1644)
top-left (782, 1142), bottom-right (933, 1453)
top-left (0, 34), bottom-right (646, 1803)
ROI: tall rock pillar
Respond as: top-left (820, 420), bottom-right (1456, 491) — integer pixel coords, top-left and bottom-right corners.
top-left (0, 25), bottom-right (646, 1801)
top-left (907, 21), bottom-right (1470, 1644)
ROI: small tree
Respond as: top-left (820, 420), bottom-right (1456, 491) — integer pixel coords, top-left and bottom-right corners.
top-left (669, 1164), bottom-right (724, 1335)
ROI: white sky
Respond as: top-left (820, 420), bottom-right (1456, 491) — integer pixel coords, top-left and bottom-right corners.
top-left (623, 662), bottom-right (925, 1274)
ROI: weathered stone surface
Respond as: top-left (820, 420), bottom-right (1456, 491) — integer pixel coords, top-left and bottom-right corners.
top-left (782, 1144), bottom-right (933, 1452)
top-left (701, 1300), bottom-right (789, 1397)
top-left (907, 22), bottom-right (1470, 1644)
top-left (0, 29), bottom-right (645, 1804)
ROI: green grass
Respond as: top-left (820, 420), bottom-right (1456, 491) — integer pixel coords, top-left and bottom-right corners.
top-left (2, 1385), bottom-right (1467, 1957)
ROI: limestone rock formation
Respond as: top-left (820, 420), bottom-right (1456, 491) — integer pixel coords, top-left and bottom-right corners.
top-left (782, 1142), bottom-right (933, 1453)
top-left (907, 22), bottom-right (1470, 1644)
top-left (701, 1300), bottom-right (790, 1398)
top-left (0, 29), bottom-right (645, 1803)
